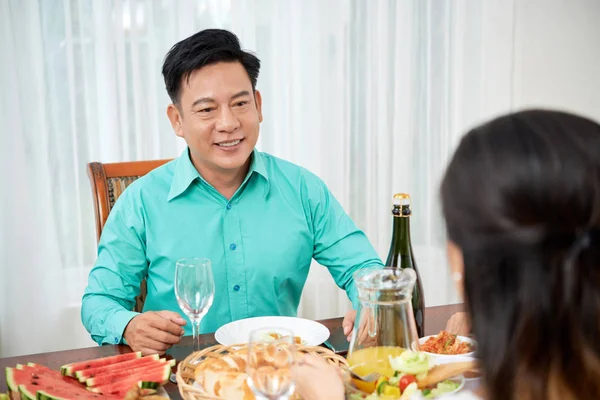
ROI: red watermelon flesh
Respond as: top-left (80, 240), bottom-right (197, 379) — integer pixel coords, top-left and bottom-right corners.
top-left (85, 358), bottom-right (174, 387)
top-left (61, 352), bottom-right (141, 376)
top-left (5, 366), bottom-right (117, 400)
top-left (90, 363), bottom-right (171, 396)
top-left (15, 364), bottom-right (87, 391)
top-left (76, 355), bottom-right (159, 381)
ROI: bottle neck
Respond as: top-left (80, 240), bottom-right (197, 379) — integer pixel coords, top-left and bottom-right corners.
top-left (391, 215), bottom-right (411, 255)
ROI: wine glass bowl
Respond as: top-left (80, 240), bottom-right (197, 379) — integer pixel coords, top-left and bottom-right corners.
top-left (174, 258), bottom-right (215, 352)
top-left (246, 328), bottom-right (296, 400)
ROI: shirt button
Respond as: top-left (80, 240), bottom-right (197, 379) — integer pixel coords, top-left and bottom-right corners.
top-left (114, 337), bottom-right (119, 344)
top-left (230, 243), bottom-right (237, 251)
top-left (226, 203), bottom-right (232, 210)
top-left (233, 284), bottom-right (241, 291)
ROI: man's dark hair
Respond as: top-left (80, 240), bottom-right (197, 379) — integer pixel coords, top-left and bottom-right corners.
top-left (162, 29), bottom-right (261, 104)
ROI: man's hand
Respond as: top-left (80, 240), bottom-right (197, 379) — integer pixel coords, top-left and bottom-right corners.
top-left (123, 310), bottom-right (187, 355)
top-left (342, 310), bottom-right (357, 342)
top-left (445, 312), bottom-right (471, 336)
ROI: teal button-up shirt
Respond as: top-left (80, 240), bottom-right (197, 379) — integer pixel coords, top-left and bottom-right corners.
top-left (82, 149), bottom-right (383, 345)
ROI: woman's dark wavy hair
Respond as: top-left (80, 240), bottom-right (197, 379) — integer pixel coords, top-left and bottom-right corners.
top-left (441, 109), bottom-right (600, 400)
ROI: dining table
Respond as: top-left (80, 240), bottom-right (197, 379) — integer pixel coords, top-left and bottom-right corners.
top-left (0, 303), bottom-right (463, 399)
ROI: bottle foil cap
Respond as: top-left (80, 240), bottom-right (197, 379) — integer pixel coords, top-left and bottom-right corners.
top-left (393, 193), bottom-right (411, 207)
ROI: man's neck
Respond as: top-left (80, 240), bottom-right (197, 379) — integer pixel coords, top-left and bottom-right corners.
top-left (191, 155), bottom-right (251, 200)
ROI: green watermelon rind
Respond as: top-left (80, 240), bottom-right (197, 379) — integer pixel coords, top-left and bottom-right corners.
top-left (138, 381), bottom-right (161, 390)
top-left (36, 390), bottom-right (69, 400)
top-left (88, 381), bottom-right (160, 395)
top-left (60, 352), bottom-right (141, 376)
top-left (5, 367), bottom-right (18, 396)
top-left (76, 354), bottom-right (160, 382)
top-left (0, 393), bottom-right (9, 400)
top-left (18, 384), bottom-right (36, 400)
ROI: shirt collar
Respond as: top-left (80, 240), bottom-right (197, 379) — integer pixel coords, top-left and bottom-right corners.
top-left (167, 148), bottom-right (270, 201)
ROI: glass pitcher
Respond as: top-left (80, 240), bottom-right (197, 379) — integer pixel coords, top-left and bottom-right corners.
top-left (347, 267), bottom-right (420, 393)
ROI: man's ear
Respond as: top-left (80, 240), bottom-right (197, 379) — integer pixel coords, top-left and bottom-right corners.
top-left (254, 90), bottom-right (263, 123)
top-left (167, 104), bottom-right (184, 138)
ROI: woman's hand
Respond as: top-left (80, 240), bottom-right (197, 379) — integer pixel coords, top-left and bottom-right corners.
top-left (445, 312), bottom-right (471, 336)
top-left (291, 354), bottom-right (345, 400)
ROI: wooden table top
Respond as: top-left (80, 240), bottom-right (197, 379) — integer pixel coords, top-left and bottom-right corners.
top-left (0, 303), bottom-right (463, 399)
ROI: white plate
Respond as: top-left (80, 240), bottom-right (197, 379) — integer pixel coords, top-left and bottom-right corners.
top-left (215, 316), bottom-right (330, 346)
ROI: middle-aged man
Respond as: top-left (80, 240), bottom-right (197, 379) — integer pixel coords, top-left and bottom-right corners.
top-left (81, 29), bottom-right (383, 355)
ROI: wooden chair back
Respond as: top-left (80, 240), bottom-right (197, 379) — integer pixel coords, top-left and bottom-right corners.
top-left (86, 159), bottom-right (171, 312)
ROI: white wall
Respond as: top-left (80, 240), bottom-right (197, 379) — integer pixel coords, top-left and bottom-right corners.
top-left (513, 0), bottom-right (600, 121)
top-left (303, 0), bottom-right (600, 315)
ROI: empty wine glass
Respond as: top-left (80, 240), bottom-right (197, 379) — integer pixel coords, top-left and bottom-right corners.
top-left (247, 328), bottom-right (297, 400)
top-left (174, 258), bottom-right (215, 352)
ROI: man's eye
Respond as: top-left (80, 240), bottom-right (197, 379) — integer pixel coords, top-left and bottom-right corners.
top-left (199, 108), bottom-right (214, 113)
top-left (235, 101), bottom-right (248, 107)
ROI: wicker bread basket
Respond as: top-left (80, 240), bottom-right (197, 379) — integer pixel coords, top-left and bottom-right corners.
top-left (176, 343), bottom-right (348, 400)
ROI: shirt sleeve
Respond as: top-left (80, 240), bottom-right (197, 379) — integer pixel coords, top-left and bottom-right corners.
top-left (304, 173), bottom-right (384, 310)
top-left (81, 192), bottom-right (148, 345)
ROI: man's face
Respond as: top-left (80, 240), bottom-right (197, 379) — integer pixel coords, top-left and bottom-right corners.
top-left (167, 61), bottom-right (263, 174)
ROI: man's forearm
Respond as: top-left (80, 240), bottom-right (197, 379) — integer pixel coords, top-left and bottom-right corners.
top-left (81, 294), bottom-right (139, 345)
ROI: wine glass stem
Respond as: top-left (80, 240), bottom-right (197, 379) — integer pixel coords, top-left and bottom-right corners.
top-left (192, 318), bottom-right (202, 352)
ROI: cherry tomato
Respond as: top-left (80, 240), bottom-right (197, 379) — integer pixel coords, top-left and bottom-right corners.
top-left (399, 374), bottom-right (417, 392)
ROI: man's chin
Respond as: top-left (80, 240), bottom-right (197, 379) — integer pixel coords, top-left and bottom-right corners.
top-left (212, 153), bottom-right (253, 173)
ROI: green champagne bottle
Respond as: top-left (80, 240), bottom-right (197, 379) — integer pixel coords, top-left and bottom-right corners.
top-left (385, 193), bottom-right (426, 337)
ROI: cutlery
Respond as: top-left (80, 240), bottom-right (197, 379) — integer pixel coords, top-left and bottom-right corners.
top-left (348, 370), bottom-right (383, 383)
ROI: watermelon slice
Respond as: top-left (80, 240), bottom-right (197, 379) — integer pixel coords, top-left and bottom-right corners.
top-left (85, 358), bottom-right (175, 387)
top-left (5, 365), bottom-right (115, 400)
top-left (75, 354), bottom-right (160, 382)
top-left (61, 352), bottom-right (141, 377)
top-left (89, 363), bottom-right (171, 396)
top-left (17, 363), bottom-right (84, 390)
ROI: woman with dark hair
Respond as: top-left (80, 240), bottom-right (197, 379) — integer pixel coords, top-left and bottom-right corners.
top-left (292, 109), bottom-right (600, 400)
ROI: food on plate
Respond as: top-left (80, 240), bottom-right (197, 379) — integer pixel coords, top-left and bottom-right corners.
top-left (347, 346), bottom-right (406, 393)
top-left (421, 331), bottom-right (473, 355)
top-left (5, 353), bottom-right (174, 400)
top-left (347, 350), bottom-right (462, 399)
top-left (262, 331), bottom-right (304, 345)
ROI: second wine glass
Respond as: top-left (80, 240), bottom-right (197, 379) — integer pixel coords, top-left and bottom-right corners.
top-left (174, 258), bottom-right (215, 352)
top-left (247, 328), bottom-right (297, 400)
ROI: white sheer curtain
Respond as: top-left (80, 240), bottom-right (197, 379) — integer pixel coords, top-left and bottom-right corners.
top-left (2, 0), bottom-right (600, 357)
